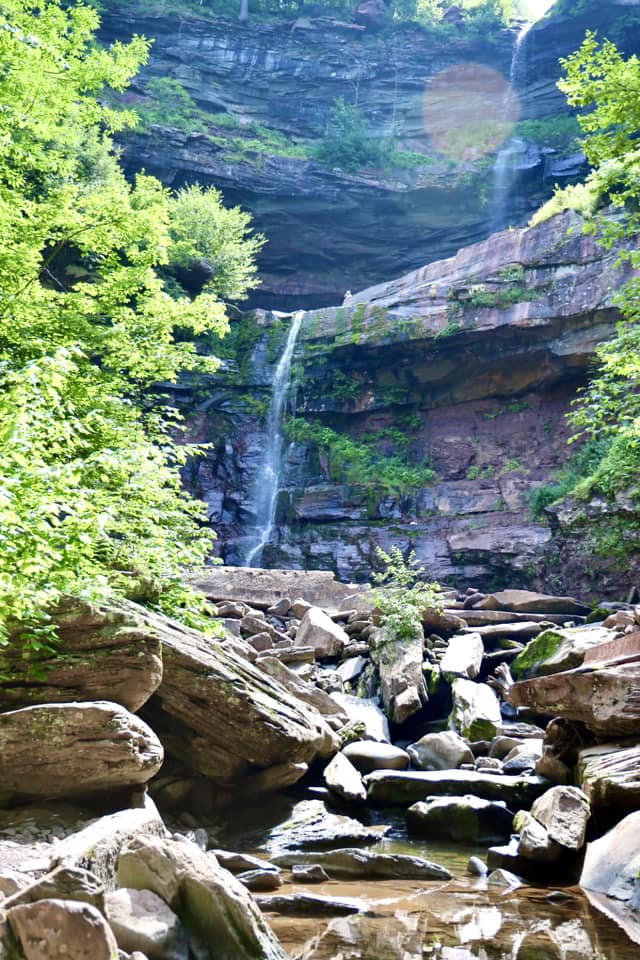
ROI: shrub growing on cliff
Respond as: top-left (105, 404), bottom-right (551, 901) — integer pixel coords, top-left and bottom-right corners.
top-left (0, 0), bottom-right (260, 643)
top-left (371, 547), bottom-right (443, 642)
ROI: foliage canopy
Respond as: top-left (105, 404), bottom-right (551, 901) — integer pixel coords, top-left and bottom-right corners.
top-left (0, 0), bottom-right (261, 642)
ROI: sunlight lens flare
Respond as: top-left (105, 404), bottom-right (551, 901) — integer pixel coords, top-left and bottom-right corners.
top-left (423, 64), bottom-right (521, 162)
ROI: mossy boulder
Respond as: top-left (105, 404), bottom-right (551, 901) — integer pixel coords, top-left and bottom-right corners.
top-left (511, 625), bottom-right (613, 680)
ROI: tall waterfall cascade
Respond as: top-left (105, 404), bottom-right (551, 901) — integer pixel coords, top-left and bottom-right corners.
top-left (489, 22), bottom-right (532, 234)
top-left (241, 310), bottom-right (305, 567)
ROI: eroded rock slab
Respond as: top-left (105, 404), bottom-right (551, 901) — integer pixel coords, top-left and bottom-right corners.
top-left (581, 810), bottom-right (640, 946)
top-left (271, 847), bottom-right (451, 881)
top-left (578, 741), bottom-right (640, 809)
top-left (365, 770), bottom-right (548, 807)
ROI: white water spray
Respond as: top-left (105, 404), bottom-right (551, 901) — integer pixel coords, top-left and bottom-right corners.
top-left (241, 310), bottom-right (305, 567)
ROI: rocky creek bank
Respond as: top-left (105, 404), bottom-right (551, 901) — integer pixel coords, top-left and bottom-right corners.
top-left (0, 567), bottom-right (639, 957)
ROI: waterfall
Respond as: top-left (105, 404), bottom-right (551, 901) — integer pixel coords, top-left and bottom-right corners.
top-left (241, 310), bottom-right (305, 567)
top-left (489, 22), bottom-right (532, 234)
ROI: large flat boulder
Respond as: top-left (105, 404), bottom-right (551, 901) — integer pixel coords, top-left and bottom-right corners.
top-left (0, 702), bottom-right (163, 806)
top-left (365, 769), bottom-right (548, 807)
top-left (117, 834), bottom-right (289, 960)
top-left (265, 799), bottom-right (389, 854)
top-left (342, 740), bottom-right (409, 773)
top-left (508, 662), bottom-right (640, 737)
top-left (0, 598), bottom-right (163, 712)
top-left (187, 566), bottom-right (357, 611)
top-left (489, 590), bottom-right (590, 616)
top-left (7, 899), bottom-right (119, 960)
top-left (271, 847), bottom-right (451, 881)
top-left (129, 602), bottom-right (338, 786)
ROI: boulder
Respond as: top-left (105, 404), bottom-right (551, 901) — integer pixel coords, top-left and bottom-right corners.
top-left (117, 835), bottom-right (289, 960)
top-left (407, 796), bottom-right (513, 843)
top-left (530, 786), bottom-right (590, 850)
top-left (291, 864), bottom-right (329, 883)
top-left (508, 662), bottom-right (640, 737)
top-left (105, 888), bottom-right (188, 960)
top-left (271, 847), bottom-right (451, 881)
top-left (421, 609), bottom-right (465, 633)
top-left (187, 567), bottom-right (357, 612)
top-left (138, 602), bottom-right (339, 785)
top-left (578, 741), bottom-right (640, 809)
top-left (0, 598), bottom-right (163, 713)
top-left (0, 702), bottom-right (163, 806)
top-left (295, 607), bottom-right (348, 658)
top-left (407, 731), bottom-right (474, 771)
top-left (514, 811), bottom-right (563, 862)
top-left (7, 898), bottom-right (119, 960)
top-left (440, 633), bottom-right (483, 680)
top-left (342, 740), bottom-right (409, 773)
top-left (450, 679), bottom-right (501, 740)
top-left (51, 796), bottom-right (166, 886)
top-left (580, 811), bottom-right (640, 945)
top-left (365, 769), bottom-right (548, 807)
top-left (236, 869), bottom-right (283, 892)
top-left (211, 851), bottom-right (279, 875)
top-left (265, 799), bottom-right (389, 854)
top-left (370, 625), bottom-right (428, 725)
top-left (323, 752), bottom-right (366, 803)
top-left (502, 739), bottom-right (543, 775)
top-left (511, 624), bottom-right (613, 680)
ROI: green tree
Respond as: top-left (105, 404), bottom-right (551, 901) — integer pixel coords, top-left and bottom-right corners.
top-left (315, 98), bottom-right (382, 173)
top-left (0, 0), bottom-right (259, 642)
top-left (541, 35), bottom-right (640, 511)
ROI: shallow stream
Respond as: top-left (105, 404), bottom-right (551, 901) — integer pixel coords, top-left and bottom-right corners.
top-left (220, 798), bottom-right (638, 960)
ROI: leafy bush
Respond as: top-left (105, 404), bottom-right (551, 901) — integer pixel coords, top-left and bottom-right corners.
top-left (371, 546), bottom-right (443, 642)
top-left (315, 98), bottom-right (382, 174)
top-left (137, 77), bottom-right (206, 133)
top-left (530, 438), bottom-right (613, 517)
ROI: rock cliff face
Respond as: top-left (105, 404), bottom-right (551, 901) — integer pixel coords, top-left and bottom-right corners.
top-left (184, 211), bottom-right (639, 597)
top-left (98, 4), bottom-right (640, 308)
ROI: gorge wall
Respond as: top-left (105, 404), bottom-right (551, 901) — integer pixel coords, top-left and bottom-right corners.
top-left (98, 1), bottom-right (640, 309)
top-left (183, 210), bottom-right (640, 599)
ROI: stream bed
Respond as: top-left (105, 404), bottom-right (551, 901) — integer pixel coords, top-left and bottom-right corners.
top-left (217, 797), bottom-right (638, 960)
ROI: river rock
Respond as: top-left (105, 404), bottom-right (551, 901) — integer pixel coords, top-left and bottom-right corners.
top-left (0, 598), bottom-right (163, 713)
top-left (236, 869), bottom-right (284, 892)
top-left (291, 864), bottom-right (329, 883)
top-left (514, 811), bottom-right (563, 862)
top-left (342, 740), bottom-right (409, 773)
top-left (0, 701), bottom-right (163, 806)
top-left (370, 624), bottom-right (428, 725)
top-left (271, 848), bottom-right (451, 881)
top-left (577, 740), bottom-right (640, 809)
top-left (450, 678), bottom-right (502, 740)
top-left (7, 898), bottom-right (119, 960)
top-left (138, 601), bottom-right (338, 785)
top-left (407, 731), bottom-right (474, 771)
top-left (502, 739), bottom-right (543, 774)
top-left (365, 769), bottom-right (548, 807)
top-left (257, 892), bottom-right (364, 916)
top-left (329, 693), bottom-right (391, 742)
top-left (105, 887), bottom-right (188, 960)
top-left (487, 868), bottom-right (522, 889)
top-left (265, 800), bottom-right (389, 853)
top-left (511, 624), bottom-right (613, 679)
top-left (421, 609), bottom-right (465, 633)
top-left (440, 633), bottom-right (483, 680)
top-left (212, 851), bottom-right (279, 874)
top-left (580, 810), bottom-right (640, 945)
top-left (407, 796), bottom-right (513, 843)
top-left (530, 786), bottom-right (590, 850)
top-left (508, 662), bottom-right (640, 737)
top-left (323, 752), bottom-right (366, 803)
top-left (117, 835), bottom-right (289, 960)
top-left (335, 656), bottom-right (368, 685)
top-left (295, 607), bottom-right (348, 658)
top-left (256, 656), bottom-right (348, 720)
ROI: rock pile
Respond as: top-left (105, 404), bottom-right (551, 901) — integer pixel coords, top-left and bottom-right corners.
top-left (0, 570), bottom-right (638, 954)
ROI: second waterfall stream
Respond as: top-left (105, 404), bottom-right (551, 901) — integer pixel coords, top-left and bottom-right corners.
top-left (241, 310), bottom-right (305, 567)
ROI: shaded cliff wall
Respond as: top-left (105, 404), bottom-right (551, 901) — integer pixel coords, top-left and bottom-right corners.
top-left (182, 211), bottom-right (639, 598)
top-left (94, 6), bottom-right (640, 308)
